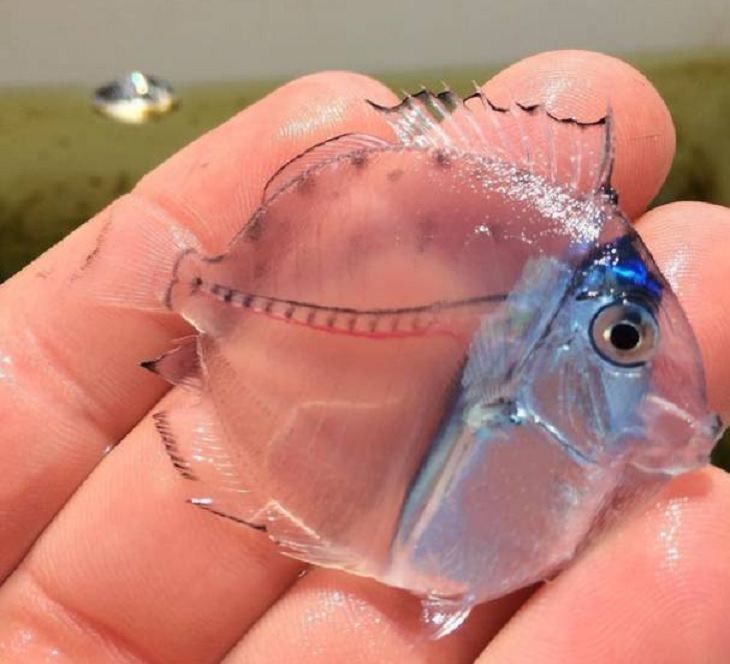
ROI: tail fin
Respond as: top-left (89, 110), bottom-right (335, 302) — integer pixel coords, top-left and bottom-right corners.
top-left (82, 195), bottom-right (199, 312)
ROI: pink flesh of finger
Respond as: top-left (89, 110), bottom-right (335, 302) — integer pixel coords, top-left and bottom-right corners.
top-left (0, 407), bottom-right (303, 662)
top-left (636, 201), bottom-right (730, 418)
top-left (224, 571), bottom-right (530, 664)
top-left (476, 467), bottom-right (730, 663)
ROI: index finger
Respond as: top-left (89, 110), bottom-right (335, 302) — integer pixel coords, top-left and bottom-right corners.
top-left (0, 71), bottom-right (397, 579)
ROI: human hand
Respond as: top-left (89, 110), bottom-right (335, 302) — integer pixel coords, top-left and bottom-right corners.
top-left (0, 50), bottom-right (728, 663)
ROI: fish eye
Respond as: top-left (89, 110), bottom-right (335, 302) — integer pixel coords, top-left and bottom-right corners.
top-left (590, 300), bottom-right (658, 367)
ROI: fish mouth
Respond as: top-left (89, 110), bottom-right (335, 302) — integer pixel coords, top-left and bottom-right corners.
top-left (629, 395), bottom-right (723, 475)
top-left (700, 412), bottom-right (724, 441)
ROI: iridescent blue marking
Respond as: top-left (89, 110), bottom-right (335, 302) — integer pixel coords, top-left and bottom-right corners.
top-left (610, 255), bottom-right (662, 299)
top-left (577, 235), bottom-right (663, 302)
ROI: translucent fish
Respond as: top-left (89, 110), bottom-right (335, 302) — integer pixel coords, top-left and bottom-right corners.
top-left (123, 88), bottom-right (720, 635)
top-left (92, 72), bottom-right (179, 124)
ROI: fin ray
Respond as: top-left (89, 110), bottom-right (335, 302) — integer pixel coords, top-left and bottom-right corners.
top-left (369, 88), bottom-right (615, 196)
top-left (262, 133), bottom-right (391, 202)
top-left (141, 336), bottom-right (201, 389)
top-left (420, 594), bottom-right (474, 639)
top-left (153, 397), bottom-right (244, 492)
top-left (83, 195), bottom-right (199, 311)
top-left (188, 493), bottom-right (360, 568)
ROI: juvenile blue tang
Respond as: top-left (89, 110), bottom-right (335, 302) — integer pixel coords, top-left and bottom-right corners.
top-left (136, 89), bottom-right (721, 635)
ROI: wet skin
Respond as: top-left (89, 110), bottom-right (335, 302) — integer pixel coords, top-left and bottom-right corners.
top-left (0, 51), bottom-right (729, 663)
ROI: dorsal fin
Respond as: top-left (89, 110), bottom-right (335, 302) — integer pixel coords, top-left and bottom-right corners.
top-left (368, 87), bottom-right (615, 199)
top-left (262, 133), bottom-right (391, 202)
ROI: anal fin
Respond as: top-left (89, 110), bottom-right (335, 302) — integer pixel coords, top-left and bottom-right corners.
top-left (142, 336), bottom-right (201, 389)
top-left (188, 489), bottom-right (360, 570)
top-left (153, 376), bottom-right (364, 572)
top-left (152, 393), bottom-right (243, 492)
top-left (187, 495), bottom-right (267, 531)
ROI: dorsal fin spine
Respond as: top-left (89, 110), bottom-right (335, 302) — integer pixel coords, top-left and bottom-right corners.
top-left (368, 87), bottom-right (615, 197)
top-left (514, 104), bottom-right (533, 172)
top-left (570, 125), bottom-right (582, 191)
top-left (597, 108), bottom-right (616, 201)
top-left (540, 103), bottom-right (557, 184)
top-left (470, 91), bottom-right (512, 163)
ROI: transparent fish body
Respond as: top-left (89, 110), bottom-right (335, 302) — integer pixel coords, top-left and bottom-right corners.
top-left (136, 90), bottom-right (721, 634)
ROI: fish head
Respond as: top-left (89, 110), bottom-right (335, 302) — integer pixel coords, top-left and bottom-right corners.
top-left (390, 227), bottom-right (722, 602)
top-left (520, 231), bottom-right (721, 476)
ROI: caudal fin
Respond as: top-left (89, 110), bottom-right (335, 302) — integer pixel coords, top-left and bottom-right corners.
top-left (82, 197), bottom-right (199, 312)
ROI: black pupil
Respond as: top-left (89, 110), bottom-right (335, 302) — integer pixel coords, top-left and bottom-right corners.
top-left (610, 322), bottom-right (641, 351)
